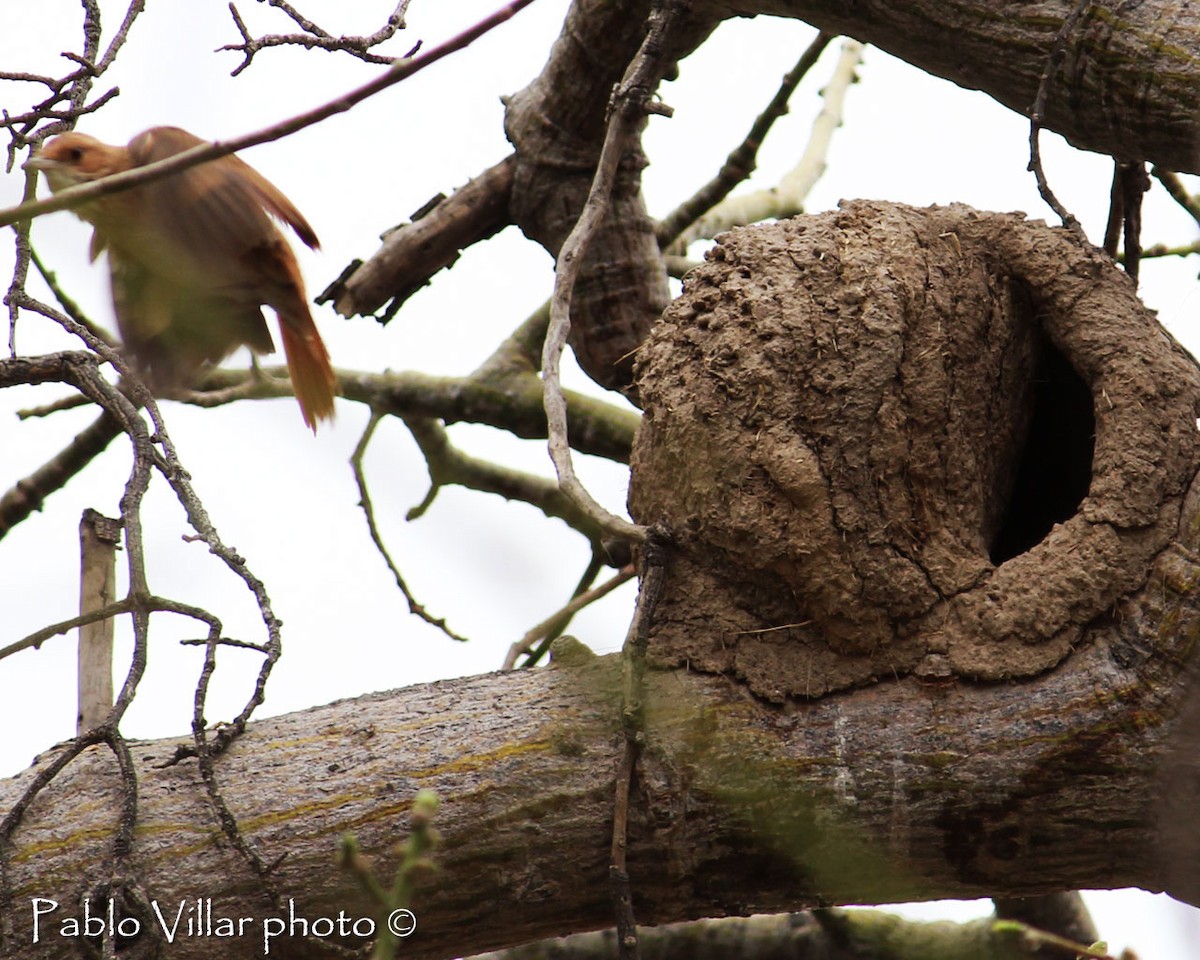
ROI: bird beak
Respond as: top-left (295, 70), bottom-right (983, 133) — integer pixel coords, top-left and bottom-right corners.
top-left (22, 153), bottom-right (53, 172)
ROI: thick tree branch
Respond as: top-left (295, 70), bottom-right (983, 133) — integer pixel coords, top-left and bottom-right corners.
top-left (702, 0), bottom-right (1200, 174)
top-left (325, 156), bottom-right (517, 322)
top-left (2, 607), bottom-right (1196, 960)
top-left (189, 364), bottom-right (640, 463)
top-left (503, 0), bottom-right (718, 392)
top-left (0, 360), bottom-right (638, 543)
top-left (470, 909), bottom-right (1110, 960)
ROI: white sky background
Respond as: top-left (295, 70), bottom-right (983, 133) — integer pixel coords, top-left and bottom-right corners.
top-left (1, 0), bottom-right (1199, 955)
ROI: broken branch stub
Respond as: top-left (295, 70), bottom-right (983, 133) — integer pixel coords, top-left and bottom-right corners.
top-left (630, 200), bottom-right (1200, 699)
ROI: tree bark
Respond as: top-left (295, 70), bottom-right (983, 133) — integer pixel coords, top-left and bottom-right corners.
top-left (333, 0), bottom-right (1199, 401)
top-left (704, 0), bottom-right (1200, 175)
top-left (3, 607), bottom-right (1199, 960)
top-left (503, 0), bottom-right (718, 393)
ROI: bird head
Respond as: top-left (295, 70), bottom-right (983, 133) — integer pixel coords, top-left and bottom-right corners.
top-left (23, 133), bottom-right (125, 192)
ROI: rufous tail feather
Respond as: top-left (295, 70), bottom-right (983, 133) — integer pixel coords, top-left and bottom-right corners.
top-left (279, 315), bottom-right (336, 431)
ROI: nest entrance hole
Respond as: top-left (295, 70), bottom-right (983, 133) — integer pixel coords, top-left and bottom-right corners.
top-left (989, 335), bottom-right (1095, 565)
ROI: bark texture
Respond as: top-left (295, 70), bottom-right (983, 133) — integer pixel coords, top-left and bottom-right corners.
top-left (630, 201), bottom-right (1200, 699)
top-left (3, 612), bottom-right (1200, 960)
top-left (502, 0), bottom-right (712, 393)
top-left (333, 0), bottom-right (1200, 399)
top-left (706, 0), bottom-right (1200, 174)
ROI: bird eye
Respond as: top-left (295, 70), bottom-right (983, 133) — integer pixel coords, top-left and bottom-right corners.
top-left (65, 146), bottom-right (84, 162)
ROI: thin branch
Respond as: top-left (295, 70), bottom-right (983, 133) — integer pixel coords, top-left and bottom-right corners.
top-left (510, 550), bottom-right (604, 669)
top-left (504, 563), bottom-right (635, 670)
top-left (0, 597), bottom-right (134, 663)
top-left (220, 0), bottom-right (412, 75)
top-left (6, 169), bottom-right (40, 354)
top-left (657, 30), bottom-right (834, 248)
top-left (1138, 239), bottom-right (1200, 259)
top-left (1151, 166), bottom-right (1200, 229)
top-left (1027, 0), bottom-right (1092, 236)
top-left (1103, 160), bottom-right (1124, 258)
top-left (0, 403), bottom-right (123, 542)
top-left (403, 414), bottom-right (609, 539)
top-left (0, 0), bottom-right (539, 231)
top-left (29, 245), bottom-right (118, 346)
top-left (17, 394), bottom-right (90, 417)
top-left (0, 86), bottom-right (120, 134)
top-left (1, 0), bottom-right (144, 170)
top-left (1119, 161), bottom-right (1150, 284)
top-left (542, 1), bottom-right (693, 545)
top-left (350, 412), bottom-right (467, 643)
top-left (665, 37), bottom-right (863, 251)
top-left (95, 1), bottom-right (149, 74)
top-left (209, 363), bottom-right (640, 463)
top-left (0, 71), bottom-right (63, 87)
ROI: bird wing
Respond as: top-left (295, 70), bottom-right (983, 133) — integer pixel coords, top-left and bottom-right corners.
top-left (109, 245), bottom-right (276, 385)
top-left (126, 127), bottom-right (319, 275)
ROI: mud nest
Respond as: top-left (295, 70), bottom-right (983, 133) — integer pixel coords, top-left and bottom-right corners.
top-left (630, 200), bottom-right (1200, 699)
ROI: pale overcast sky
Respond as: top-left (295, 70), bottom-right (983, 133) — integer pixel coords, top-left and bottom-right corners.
top-left (2, 2), bottom-right (1198, 954)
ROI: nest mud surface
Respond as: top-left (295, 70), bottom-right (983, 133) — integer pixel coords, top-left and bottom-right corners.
top-left (630, 201), bottom-right (1200, 699)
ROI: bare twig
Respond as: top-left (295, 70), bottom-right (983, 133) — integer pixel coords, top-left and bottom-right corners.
top-left (0, 87), bottom-right (120, 137)
top-left (511, 561), bottom-right (638, 667)
top-left (508, 550), bottom-right (604, 669)
top-left (0, 375), bottom-right (125, 541)
top-left (29, 245), bottom-right (118, 346)
top-left (220, 0), bottom-right (412, 76)
top-left (504, 561), bottom-right (635, 669)
top-left (1139, 239), bottom-right (1200, 259)
top-left (542, 1), bottom-right (693, 544)
top-left (0, 595), bottom-right (134, 663)
top-left (1027, 0), bottom-right (1093, 236)
top-left (663, 36), bottom-right (862, 251)
top-left (0, 0), bottom-right (539, 231)
top-left (403, 414), bottom-right (609, 539)
top-left (1151, 166), bottom-right (1200, 228)
top-left (351, 411), bottom-right (467, 643)
top-left (17, 394), bottom-right (90, 417)
top-left (657, 30), bottom-right (835, 248)
top-left (1, 0), bottom-right (145, 168)
top-left (6, 168), bottom-right (40, 354)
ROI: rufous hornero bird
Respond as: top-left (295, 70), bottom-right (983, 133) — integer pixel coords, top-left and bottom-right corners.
top-left (25, 126), bottom-right (336, 431)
